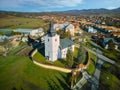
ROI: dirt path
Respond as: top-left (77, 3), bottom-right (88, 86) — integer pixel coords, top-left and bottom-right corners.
top-left (33, 60), bottom-right (72, 73)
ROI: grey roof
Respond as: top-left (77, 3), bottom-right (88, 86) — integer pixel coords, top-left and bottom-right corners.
top-left (60, 38), bottom-right (74, 49)
top-left (0, 29), bottom-right (12, 33)
top-left (54, 24), bottom-right (74, 31)
top-left (48, 21), bottom-right (56, 37)
top-left (14, 29), bottom-right (33, 33)
top-left (104, 38), bottom-right (118, 44)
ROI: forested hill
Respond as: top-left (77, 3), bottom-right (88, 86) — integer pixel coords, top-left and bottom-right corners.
top-left (0, 7), bottom-right (120, 18)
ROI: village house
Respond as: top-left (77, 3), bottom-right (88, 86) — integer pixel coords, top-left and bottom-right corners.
top-left (13, 28), bottom-right (44, 36)
top-left (54, 23), bottom-right (75, 36)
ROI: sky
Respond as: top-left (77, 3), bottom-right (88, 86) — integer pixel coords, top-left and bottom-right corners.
top-left (0, 0), bottom-right (120, 12)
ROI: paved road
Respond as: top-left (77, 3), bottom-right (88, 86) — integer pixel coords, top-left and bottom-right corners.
top-left (91, 59), bottom-right (104, 90)
top-left (85, 48), bottom-right (115, 64)
top-left (72, 72), bottom-right (88, 90)
top-left (84, 47), bottom-right (116, 90)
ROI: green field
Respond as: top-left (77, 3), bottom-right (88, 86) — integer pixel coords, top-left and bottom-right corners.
top-left (86, 53), bottom-right (97, 75)
top-left (0, 16), bottom-right (47, 29)
top-left (33, 51), bottom-right (67, 67)
top-left (99, 63), bottom-right (120, 90)
top-left (0, 56), bottom-right (70, 90)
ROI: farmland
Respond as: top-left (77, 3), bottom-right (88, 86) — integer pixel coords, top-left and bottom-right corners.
top-left (0, 16), bottom-right (47, 29)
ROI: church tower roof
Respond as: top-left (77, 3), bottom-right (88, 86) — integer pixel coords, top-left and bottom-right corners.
top-left (48, 20), bottom-right (56, 36)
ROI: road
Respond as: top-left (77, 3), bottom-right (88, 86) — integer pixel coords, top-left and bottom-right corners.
top-left (72, 72), bottom-right (88, 90)
top-left (85, 47), bottom-right (115, 64)
top-left (91, 59), bottom-right (104, 90)
top-left (84, 47), bottom-right (115, 90)
top-left (82, 38), bottom-right (116, 90)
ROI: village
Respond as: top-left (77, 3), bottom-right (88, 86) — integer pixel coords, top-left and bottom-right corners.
top-left (0, 13), bottom-right (120, 90)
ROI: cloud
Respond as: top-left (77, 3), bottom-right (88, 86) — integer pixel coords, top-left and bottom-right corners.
top-left (105, 0), bottom-right (120, 9)
top-left (107, 6), bottom-right (118, 10)
top-left (0, 0), bottom-right (83, 8)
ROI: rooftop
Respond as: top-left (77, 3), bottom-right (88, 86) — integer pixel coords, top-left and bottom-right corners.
top-left (60, 38), bottom-right (74, 49)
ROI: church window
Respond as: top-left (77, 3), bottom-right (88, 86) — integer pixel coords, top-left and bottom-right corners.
top-left (55, 39), bottom-right (57, 41)
top-left (48, 39), bottom-right (49, 42)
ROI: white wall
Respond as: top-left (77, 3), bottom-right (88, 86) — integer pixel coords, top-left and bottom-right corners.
top-left (61, 45), bottom-right (74, 58)
top-left (45, 34), bottom-right (60, 61)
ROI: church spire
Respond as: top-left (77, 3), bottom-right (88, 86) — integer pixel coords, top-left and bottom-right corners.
top-left (48, 20), bottom-right (56, 36)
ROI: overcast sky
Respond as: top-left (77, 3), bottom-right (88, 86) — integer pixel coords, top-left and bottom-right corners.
top-left (0, 0), bottom-right (120, 12)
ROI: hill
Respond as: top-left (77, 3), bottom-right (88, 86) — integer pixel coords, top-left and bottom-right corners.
top-left (0, 7), bottom-right (120, 17)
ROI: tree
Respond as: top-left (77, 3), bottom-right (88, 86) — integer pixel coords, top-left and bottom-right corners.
top-left (66, 48), bottom-right (73, 67)
top-left (77, 44), bottom-right (86, 64)
top-left (65, 30), bottom-right (71, 39)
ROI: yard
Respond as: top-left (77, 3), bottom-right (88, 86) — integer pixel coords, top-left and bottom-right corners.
top-left (33, 51), bottom-right (67, 67)
top-left (33, 47), bottom-right (80, 68)
top-left (0, 56), bottom-right (71, 90)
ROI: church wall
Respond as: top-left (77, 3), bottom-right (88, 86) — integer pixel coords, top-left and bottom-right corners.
top-left (45, 34), bottom-right (60, 61)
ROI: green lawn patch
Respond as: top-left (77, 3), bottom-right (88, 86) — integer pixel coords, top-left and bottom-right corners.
top-left (100, 72), bottom-right (120, 90)
top-left (8, 41), bottom-right (28, 55)
top-left (33, 51), bottom-right (67, 67)
top-left (86, 52), bottom-right (96, 75)
top-left (74, 47), bottom-right (79, 58)
top-left (99, 63), bottom-right (120, 90)
top-left (86, 61), bottom-right (95, 75)
top-left (0, 55), bottom-right (70, 90)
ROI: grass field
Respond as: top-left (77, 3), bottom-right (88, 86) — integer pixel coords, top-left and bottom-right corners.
top-left (33, 47), bottom-right (80, 68)
top-left (86, 53), bottom-right (97, 75)
top-left (0, 16), bottom-right (46, 29)
top-left (0, 56), bottom-right (70, 90)
top-left (33, 51), bottom-right (67, 67)
top-left (99, 63), bottom-right (120, 90)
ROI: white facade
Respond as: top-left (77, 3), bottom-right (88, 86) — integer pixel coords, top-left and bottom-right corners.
top-left (13, 28), bottom-right (44, 36)
top-left (45, 34), bottom-right (60, 61)
top-left (59, 45), bottom-right (74, 58)
top-left (88, 26), bottom-right (97, 33)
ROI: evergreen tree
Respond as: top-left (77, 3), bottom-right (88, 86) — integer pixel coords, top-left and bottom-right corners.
top-left (66, 48), bottom-right (73, 67)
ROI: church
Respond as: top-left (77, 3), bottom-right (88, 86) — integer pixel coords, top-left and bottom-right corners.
top-left (45, 21), bottom-right (75, 61)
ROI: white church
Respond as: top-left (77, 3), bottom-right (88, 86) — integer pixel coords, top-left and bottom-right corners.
top-left (45, 21), bottom-right (75, 61)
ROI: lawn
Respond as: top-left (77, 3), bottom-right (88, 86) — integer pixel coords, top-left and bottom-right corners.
top-left (33, 51), bottom-right (66, 67)
top-left (33, 47), bottom-right (80, 68)
top-left (86, 53), bottom-right (97, 75)
top-left (73, 47), bottom-right (79, 58)
top-left (0, 56), bottom-right (70, 90)
top-left (0, 16), bottom-right (46, 29)
top-left (99, 63), bottom-right (120, 90)
top-left (102, 50), bottom-right (120, 63)
top-left (8, 41), bottom-right (28, 55)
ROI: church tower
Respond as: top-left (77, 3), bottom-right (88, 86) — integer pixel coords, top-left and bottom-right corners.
top-left (45, 21), bottom-right (60, 61)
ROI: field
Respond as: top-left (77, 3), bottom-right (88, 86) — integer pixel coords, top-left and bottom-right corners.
top-left (99, 63), bottom-right (120, 90)
top-left (0, 41), bottom-right (71, 90)
top-left (0, 56), bottom-right (70, 90)
top-left (0, 16), bottom-right (47, 29)
top-left (86, 52), bottom-right (97, 75)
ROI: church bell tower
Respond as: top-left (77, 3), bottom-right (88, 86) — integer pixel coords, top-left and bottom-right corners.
top-left (45, 21), bottom-right (60, 61)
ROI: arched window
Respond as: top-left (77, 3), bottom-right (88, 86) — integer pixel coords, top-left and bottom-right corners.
top-left (48, 39), bottom-right (49, 42)
top-left (55, 39), bottom-right (57, 42)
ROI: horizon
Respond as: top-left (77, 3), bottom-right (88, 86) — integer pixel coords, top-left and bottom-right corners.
top-left (0, 0), bottom-right (120, 12)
